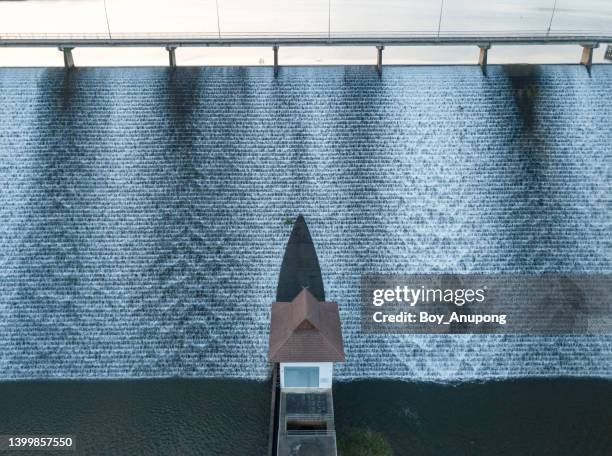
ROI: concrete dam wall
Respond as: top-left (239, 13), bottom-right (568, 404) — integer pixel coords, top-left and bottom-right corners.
top-left (0, 65), bottom-right (610, 381)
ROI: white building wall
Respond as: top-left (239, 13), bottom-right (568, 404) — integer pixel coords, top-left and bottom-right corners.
top-left (280, 362), bottom-right (333, 389)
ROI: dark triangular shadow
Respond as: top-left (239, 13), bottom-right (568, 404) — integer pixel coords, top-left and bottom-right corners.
top-left (276, 215), bottom-right (325, 302)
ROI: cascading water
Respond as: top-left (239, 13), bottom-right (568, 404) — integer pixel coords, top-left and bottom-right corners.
top-left (0, 65), bottom-right (610, 381)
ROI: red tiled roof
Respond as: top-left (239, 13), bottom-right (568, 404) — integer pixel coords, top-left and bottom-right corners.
top-left (268, 288), bottom-right (345, 363)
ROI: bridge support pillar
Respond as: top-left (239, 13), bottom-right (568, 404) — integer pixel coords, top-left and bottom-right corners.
top-left (376, 45), bottom-right (384, 75)
top-left (273, 45), bottom-right (279, 77)
top-left (478, 44), bottom-right (491, 74)
top-left (59, 46), bottom-right (74, 69)
top-left (580, 43), bottom-right (598, 73)
top-left (166, 46), bottom-right (177, 68)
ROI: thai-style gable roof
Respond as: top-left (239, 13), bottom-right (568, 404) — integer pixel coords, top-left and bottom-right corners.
top-left (268, 288), bottom-right (345, 363)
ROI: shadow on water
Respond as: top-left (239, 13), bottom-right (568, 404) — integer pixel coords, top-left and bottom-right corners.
top-left (132, 67), bottom-right (272, 376)
top-left (276, 214), bottom-right (325, 302)
top-left (500, 64), bottom-right (571, 270)
top-left (182, 67), bottom-right (273, 375)
top-left (504, 65), bottom-right (541, 132)
top-left (269, 67), bottom-right (314, 209)
top-left (503, 65), bottom-right (550, 179)
top-left (129, 68), bottom-right (219, 376)
top-left (8, 69), bottom-right (97, 377)
top-left (332, 67), bottom-right (391, 250)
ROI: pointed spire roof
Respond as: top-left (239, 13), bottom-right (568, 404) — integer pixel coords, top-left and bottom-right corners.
top-left (268, 288), bottom-right (345, 363)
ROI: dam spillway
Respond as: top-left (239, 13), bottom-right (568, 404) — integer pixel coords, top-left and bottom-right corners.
top-left (0, 65), bottom-right (610, 381)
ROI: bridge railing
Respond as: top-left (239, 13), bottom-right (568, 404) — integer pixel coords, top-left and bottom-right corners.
top-left (0, 29), bottom-right (611, 41)
top-left (1, 29), bottom-right (609, 70)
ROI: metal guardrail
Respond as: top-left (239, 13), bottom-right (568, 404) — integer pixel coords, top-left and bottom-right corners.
top-left (0, 29), bottom-right (610, 37)
top-left (0, 30), bottom-right (610, 47)
top-left (3, 29), bottom-right (608, 70)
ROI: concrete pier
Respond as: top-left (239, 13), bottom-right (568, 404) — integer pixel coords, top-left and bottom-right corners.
top-left (580, 43), bottom-right (599, 72)
top-left (59, 46), bottom-right (74, 69)
top-left (166, 46), bottom-right (177, 68)
top-left (273, 45), bottom-right (279, 77)
top-left (376, 45), bottom-right (384, 74)
top-left (478, 44), bottom-right (491, 74)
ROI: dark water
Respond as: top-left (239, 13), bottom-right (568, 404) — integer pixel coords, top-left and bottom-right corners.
top-left (0, 379), bottom-right (270, 456)
top-left (334, 379), bottom-right (612, 456)
top-left (1, 379), bottom-right (610, 455)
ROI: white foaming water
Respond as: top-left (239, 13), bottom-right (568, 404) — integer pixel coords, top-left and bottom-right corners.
top-left (0, 65), bottom-right (610, 380)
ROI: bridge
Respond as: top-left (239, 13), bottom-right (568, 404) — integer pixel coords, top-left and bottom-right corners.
top-left (1, 30), bottom-right (610, 73)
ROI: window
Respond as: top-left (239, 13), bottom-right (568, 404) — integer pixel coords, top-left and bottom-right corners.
top-left (287, 420), bottom-right (327, 431)
top-left (284, 366), bottom-right (319, 388)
